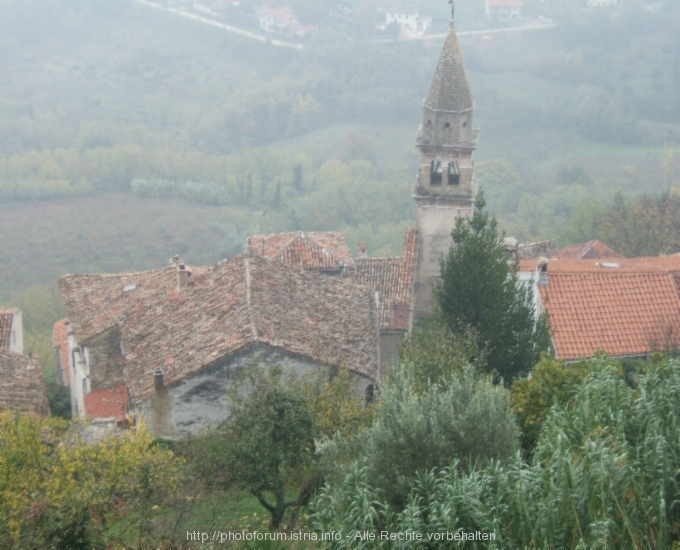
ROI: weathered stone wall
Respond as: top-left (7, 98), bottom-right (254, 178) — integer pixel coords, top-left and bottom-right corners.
top-left (136, 342), bottom-right (374, 438)
top-left (86, 327), bottom-right (125, 392)
top-left (413, 200), bottom-right (473, 317)
top-left (379, 331), bottom-right (404, 376)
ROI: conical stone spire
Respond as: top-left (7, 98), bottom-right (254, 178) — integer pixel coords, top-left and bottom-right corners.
top-left (424, 22), bottom-right (473, 114)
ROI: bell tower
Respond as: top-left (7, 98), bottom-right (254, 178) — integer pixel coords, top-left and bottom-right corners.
top-left (413, 17), bottom-right (479, 318)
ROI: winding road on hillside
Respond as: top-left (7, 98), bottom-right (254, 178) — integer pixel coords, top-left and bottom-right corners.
top-left (132, 0), bottom-right (556, 49)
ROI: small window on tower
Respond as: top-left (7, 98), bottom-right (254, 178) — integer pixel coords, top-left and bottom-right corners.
top-left (426, 119), bottom-right (432, 128)
top-left (448, 161), bottom-right (460, 186)
top-left (462, 121), bottom-right (468, 128)
top-left (444, 122), bottom-right (450, 129)
top-left (430, 160), bottom-right (442, 185)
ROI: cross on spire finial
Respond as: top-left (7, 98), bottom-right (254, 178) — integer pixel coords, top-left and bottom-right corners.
top-left (449, 0), bottom-right (454, 20)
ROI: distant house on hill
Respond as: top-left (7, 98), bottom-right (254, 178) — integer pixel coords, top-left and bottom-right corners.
top-left (486, 0), bottom-right (523, 22)
top-left (57, 254), bottom-right (378, 437)
top-left (587, 0), bottom-right (618, 7)
top-left (376, 7), bottom-right (432, 38)
top-left (519, 255), bottom-right (680, 361)
top-left (256, 7), bottom-right (317, 37)
top-left (0, 349), bottom-right (49, 417)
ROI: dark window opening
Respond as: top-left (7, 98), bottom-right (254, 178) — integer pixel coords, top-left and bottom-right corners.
top-left (430, 160), bottom-right (442, 185)
top-left (448, 161), bottom-right (460, 185)
top-left (426, 119), bottom-right (432, 128)
top-left (444, 122), bottom-right (450, 129)
top-left (462, 121), bottom-right (468, 128)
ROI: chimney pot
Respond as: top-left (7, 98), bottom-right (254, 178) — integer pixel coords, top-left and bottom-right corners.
top-left (537, 258), bottom-right (549, 284)
top-left (154, 368), bottom-right (164, 393)
top-left (357, 242), bottom-right (368, 258)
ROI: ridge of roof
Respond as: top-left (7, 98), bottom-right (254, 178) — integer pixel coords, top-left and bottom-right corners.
top-left (553, 240), bottom-right (623, 261)
top-left (247, 231), bottom-right (355, 269)
top-left (423, 24), bottom-right (473, 114)
top-left (519, 255), bottom-right (680, 273)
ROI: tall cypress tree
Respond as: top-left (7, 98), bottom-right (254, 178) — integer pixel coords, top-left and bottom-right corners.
top-left (435, 191), bottom-right (550, 382)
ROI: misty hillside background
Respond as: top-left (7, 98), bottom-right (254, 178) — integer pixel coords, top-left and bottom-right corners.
top-left (0, 0), bottom-right (678, 371)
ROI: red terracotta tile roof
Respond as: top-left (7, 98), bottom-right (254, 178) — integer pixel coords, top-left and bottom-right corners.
top-left (519, 255), bottom-right (680, 274)
top-left (0, 349), bottom-right (49, 416)
top-left (353, 229), bottom-right (419, 331)
top-left (554, 240), bottom-right (623, 261)
top-left (60, 254), bottom-right (378, 406)
top-left (84, 384), bottom-right (128, 419)
top-left (247, 232), bottom-right (355, 270)
top-left (539, 271), bottom-right (680, 360)
top-left (53, 319), bottom-right (71, 387)
top-left (0, 309), bottom-right (18, 350)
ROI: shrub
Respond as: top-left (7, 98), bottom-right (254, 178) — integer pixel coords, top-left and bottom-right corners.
top-left (363, 366), bottom-right (519, 508)
top-left (0, 413), bottom-right (177, 549)
top-left (312, 356), bottom-right (680, 549)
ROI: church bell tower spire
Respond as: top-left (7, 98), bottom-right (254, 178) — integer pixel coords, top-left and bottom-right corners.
top-left (413, 13), bottom-right (479, 318)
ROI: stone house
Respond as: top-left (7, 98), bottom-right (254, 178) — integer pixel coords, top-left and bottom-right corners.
top-left (57, 253), bottom-right (378, 437)
top-left (247, 230), bottom-right (419, 369)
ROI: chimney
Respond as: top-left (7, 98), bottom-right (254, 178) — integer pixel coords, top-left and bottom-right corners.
top-left (537, 257), bottom-right (549, 285)
top-left (504, 237), bottom-right (518, 266)
top-left (177, 264), bottom-right (190, 291)
top-left (154, 367), bottom-right (165, 393)
top-left (357, 242), bottom-right (368, 258)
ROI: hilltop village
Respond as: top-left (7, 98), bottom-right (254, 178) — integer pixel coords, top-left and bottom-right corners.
top-left (2, 17), bottom-right (678, 438)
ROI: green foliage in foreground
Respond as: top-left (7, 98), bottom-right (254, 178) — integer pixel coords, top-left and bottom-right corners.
top-left (351, 366), bottom-right (519, 510)
top-left (509, 355), bottom-right (612, 454)
top-left (0, 414), bottom-right (177, 549)
top-left (190, 367), bottom-right (316, 529)
top-left (188, 365), bottom-right (374, 530)
top-left (311, 357), bottom-right (680, 549)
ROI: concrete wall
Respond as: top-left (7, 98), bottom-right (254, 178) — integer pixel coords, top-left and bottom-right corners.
top-left (413, 200), bottom-right (473, 317)
top-left (379, 331), bottom-right (404, 378)
top-left (136, 342), bottom-right (375, 439)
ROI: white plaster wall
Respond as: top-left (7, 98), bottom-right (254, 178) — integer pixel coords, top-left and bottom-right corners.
top-left (9, 311), bottom-right (23, 355)
top-left (67, 331), bottom-right (89, 419)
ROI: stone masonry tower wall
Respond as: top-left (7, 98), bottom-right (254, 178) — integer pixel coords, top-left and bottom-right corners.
top-left (413, 20), bottom-right (479, 318)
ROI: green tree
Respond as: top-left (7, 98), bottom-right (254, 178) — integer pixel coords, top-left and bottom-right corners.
top-left (398, 316), bottom-right (479, 395)
top-left (435, 191), bottom-right (550, 382)
top-left (193, 366), bottom-right (315, 529)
